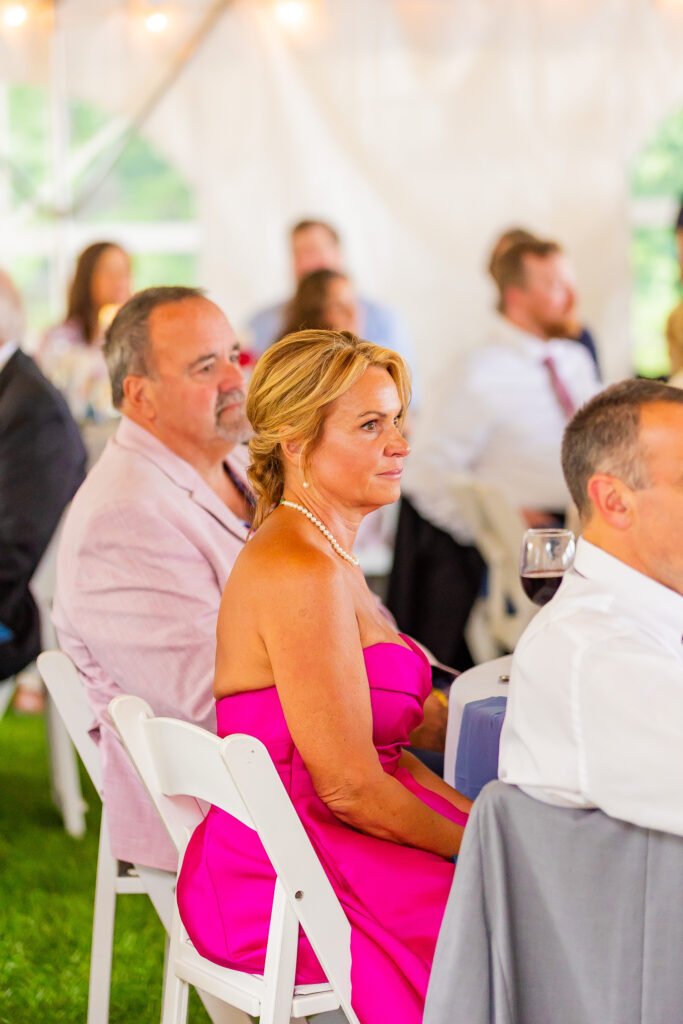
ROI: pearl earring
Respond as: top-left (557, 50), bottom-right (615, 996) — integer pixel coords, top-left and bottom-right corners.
top-left (298, 451), bottom-right (309, 488)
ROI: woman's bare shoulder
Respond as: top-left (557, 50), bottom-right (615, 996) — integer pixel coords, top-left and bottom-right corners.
top-left (228, 517), bottom-right (345, 595)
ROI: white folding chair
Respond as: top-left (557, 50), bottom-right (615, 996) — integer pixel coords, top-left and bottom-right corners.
top-left (37, 651), bottom-right (171, 1024)
top-left (462, 481), bottom-right (537, 663)
top-left (37, 650), bottom-right (256, 1024)
top-left (32, 514), bottom-right (88, 838)
top-left (443, 653), bottom-right (512, 786)
top-left (0, 517), bottom-right (86, 836)
top-left (110, 693), bottom-right (361, 1024)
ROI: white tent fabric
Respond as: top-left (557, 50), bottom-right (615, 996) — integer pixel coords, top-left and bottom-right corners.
top-left (3, 0), bottom-right (683, 389)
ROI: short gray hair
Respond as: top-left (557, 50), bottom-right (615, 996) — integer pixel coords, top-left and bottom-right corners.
top-left (562, 379), bottom-right (683, 518)
top-left (104, 285), bottom-right (204, 407)
top-left (0, 270), bottom-right (25, 346)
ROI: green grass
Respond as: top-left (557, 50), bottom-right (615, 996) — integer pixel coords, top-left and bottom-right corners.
top-left (0, 709), bottom-right (210, 1023)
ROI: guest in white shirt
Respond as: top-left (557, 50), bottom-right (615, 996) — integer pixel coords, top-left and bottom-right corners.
top-left (388, 237), bottom-right (599, 668)
top-left (499, 379), bottom-right (683, 837)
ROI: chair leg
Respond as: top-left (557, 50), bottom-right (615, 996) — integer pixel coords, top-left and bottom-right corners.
top-left (45, 694), bottom-right (87, 838)
top-left (88, 812), bottom-right (118, 1024)
top-left (0, 677), bottom-right (17, 719)
top-left (260, 880), bottom-right (299, 1024)
top-left (161, 970), bottom-right (189, 1024)
top-left (133, 866), bottom-right (251, 1024)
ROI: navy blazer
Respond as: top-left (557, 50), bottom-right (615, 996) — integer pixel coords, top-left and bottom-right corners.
top-left (0, 349), bottom-right (86, 677)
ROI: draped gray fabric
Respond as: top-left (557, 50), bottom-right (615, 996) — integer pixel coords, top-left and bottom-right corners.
top-left (425, 781), bottom-right (683, 1024)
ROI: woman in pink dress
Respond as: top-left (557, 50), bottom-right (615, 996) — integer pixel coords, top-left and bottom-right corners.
top-left (177, 329), bottom-right (472, 1024)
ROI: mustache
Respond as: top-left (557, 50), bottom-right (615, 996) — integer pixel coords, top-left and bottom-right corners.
top-left (215, 388), bottom-right (246, 416)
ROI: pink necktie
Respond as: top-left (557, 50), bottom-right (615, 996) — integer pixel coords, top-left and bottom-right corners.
top-left (543, 354), bottom-right (576, 419)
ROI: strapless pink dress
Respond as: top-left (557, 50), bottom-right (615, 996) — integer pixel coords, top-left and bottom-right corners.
top-left (176, 636), bottom-right (467, 1024)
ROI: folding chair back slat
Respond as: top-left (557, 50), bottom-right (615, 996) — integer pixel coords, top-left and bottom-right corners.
top-left (38, 650), bottom-right (102, 793)
top-left (223, 734), bottom-right (352, 1003)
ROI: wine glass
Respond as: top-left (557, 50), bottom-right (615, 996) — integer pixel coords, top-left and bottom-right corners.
top-left (519, 528), bottom-right (576, 606)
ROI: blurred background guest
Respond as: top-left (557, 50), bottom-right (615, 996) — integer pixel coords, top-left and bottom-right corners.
top-left (40, 241), bottom-right (132, 423)
top-left (489, 226), bottom-right (601, 374)
top-left (280, 268), bottom-right (360, 338)
top-left (675, 199), bottom-right (683, 281)
top-left (0, 270), bottom-right (86, 685)
top-left (245, 218), bottom-right (421, 406)
top-left (389, 236), bottom-right (600, 669)
top-left (279, 267), bottom-right (404, 583)
top-left (665, 299), bottom-right (683, 388)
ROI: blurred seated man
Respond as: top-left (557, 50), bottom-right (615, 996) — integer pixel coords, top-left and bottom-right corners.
top-left (54, 287), bottom-right (442, 871)
top-left (0, 270), bottom-right (86, 681)
top-left (489, 226), bottom-right (601, 374)
top-left (245, 218), bottom-right (421, 405)
top-left (499, 380), bottom-right (683, 835)
top-left (388, 237), bottom-right (599, 668)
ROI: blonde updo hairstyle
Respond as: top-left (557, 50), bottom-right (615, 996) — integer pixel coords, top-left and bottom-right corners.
top-left (247, 329), bottom-right (411, 529)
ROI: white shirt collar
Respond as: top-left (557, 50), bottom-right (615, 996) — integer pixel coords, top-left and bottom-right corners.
top-left (0, 339), bottom-right (19, 373)
top-left (492, 315), bottom-right (557, 361)
top-left (574, 538), bottom-right (683, 648)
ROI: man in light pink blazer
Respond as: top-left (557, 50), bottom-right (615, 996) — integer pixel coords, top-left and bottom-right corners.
top-left (54, 286), bottom-right (253, 871)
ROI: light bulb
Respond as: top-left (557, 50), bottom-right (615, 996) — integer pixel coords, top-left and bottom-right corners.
top-left (3, 3), bottom-right (28, 28)
top-left (145, 10), bottom-right (168, 33)
top-left (274, 0), bottom-right (308, 29)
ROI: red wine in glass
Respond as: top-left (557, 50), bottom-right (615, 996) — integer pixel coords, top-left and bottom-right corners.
top-left (519, 528), bottom-right (575, 607)
top-left (521, 570), bottom-right (564, 606)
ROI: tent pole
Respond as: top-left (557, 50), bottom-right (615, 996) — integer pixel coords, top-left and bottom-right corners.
top-left (71, 0), bottom-right (235, 214)
top-left (48, 0), bottom-right (72, 319)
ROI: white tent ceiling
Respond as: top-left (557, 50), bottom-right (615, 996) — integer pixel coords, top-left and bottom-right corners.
top-left (3, 0), bottom-right (683, 386)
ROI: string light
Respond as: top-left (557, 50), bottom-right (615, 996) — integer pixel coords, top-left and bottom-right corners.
top-left (3, 3), bottom-right (28, 28)
top-left (274, 0), bottom-right (308, 30)
top-left (144, 9), bottom-right (168, 33)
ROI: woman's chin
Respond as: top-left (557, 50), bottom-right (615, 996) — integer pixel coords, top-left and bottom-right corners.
top-left (365, 481), bottom-right (402, 507)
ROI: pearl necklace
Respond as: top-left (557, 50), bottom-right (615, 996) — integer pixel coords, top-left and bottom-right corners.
top-left (280, 499), bottom-right (360, 566)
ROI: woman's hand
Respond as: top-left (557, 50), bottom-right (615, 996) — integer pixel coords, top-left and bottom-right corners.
top-left (408, 689), bottom-right (448, 752)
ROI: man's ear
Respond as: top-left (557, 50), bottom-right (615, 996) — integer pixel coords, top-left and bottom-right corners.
top-left (586, 473), bottom-right (634, 530)
top-left (122, 374), bottom-right (155, 421)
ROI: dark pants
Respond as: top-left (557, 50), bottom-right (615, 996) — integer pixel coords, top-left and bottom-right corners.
top-left (387, 498), bottom-right (486, 672)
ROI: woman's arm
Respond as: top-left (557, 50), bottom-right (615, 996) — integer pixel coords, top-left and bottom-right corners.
top-left (398, 749), bottom-right (473, 816)
top-left (256, 544), bottom-right (467, 859)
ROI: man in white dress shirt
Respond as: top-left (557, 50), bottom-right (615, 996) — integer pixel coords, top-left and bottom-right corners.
top-left (499, 379), bottom-right (683, 836)
top-left (388, 237), bottom-right (599, 668)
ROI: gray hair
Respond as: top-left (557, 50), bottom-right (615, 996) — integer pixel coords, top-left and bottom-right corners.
top-left (0, 270), bottom-right (25, 346)
top-left (103, 285), bottom-right (204, 407)
top-left (562, 379), bottom-right (683, 519)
